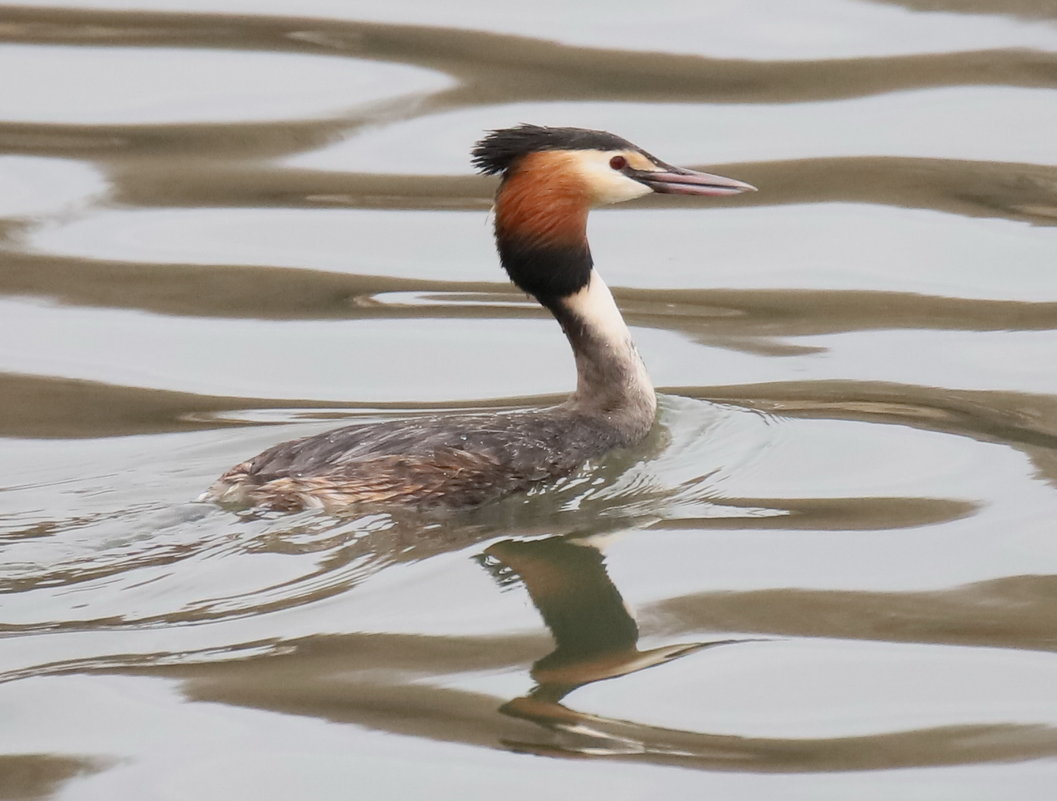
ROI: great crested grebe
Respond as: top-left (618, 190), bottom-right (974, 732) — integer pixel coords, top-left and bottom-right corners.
top-left (202, 125), bottom-right (755, 512)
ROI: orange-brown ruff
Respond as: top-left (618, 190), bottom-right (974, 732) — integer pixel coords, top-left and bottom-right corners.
top-left (202, 124), bottom-right (755, 512)
top-left (495, 151), bottom-right (589, 249)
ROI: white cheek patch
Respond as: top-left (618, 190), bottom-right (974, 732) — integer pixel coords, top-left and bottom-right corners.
top-left (566, 150), bottom-right (654, 205)
top-left (592, 169), bottom-right (654, 205)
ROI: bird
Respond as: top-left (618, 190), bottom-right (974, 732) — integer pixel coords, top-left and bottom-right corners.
top-left (201, 124), bottom-right (755, 512)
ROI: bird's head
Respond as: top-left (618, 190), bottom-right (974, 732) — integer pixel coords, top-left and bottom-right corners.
top-left (473, 124), bottom-right (755, 204)
top-left (472, 124), bottom-right (755, 302)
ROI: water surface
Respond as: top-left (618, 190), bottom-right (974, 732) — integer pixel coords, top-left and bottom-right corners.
top-left (1, 1), bottom-right (1056, 799)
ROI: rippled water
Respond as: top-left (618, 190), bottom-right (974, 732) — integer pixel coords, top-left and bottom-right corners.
top-left (2, 1), bottom-right (1056, 799)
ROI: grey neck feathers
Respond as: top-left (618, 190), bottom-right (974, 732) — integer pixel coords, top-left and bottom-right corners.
top-left (549, 272), bottom-right (657, 443)
top-left (493, 228), bottom-right (656, 444)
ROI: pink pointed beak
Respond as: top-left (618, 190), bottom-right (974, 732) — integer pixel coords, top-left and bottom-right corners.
top-left (632, 164), bottom-right (756, 197)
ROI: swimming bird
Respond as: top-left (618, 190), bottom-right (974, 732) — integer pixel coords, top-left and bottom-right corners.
top-left (202, 124), bottom-right (755, 512)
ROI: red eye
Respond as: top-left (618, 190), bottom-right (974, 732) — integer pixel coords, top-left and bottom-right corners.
top-left (609, 155), bottom-right (627, 170)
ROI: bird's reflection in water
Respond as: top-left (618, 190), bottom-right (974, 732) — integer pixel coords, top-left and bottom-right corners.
top-left (44, 521), bottom-right (1057, 772)
top-left (481, 536), bottom-right (743, 757)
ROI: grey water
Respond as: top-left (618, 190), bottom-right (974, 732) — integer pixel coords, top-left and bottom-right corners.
top-left (2, 1), bottom-right (1057, 799)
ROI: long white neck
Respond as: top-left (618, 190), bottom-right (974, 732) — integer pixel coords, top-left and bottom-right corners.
top-left (552, 271), bottom-right (657, 441)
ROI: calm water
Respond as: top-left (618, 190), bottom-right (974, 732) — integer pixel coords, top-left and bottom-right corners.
top-left (2, 1), bottom-right (1057, 799)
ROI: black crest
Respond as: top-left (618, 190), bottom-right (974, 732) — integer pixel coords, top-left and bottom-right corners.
top-left (471, 124), bottom-right (636, 175)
